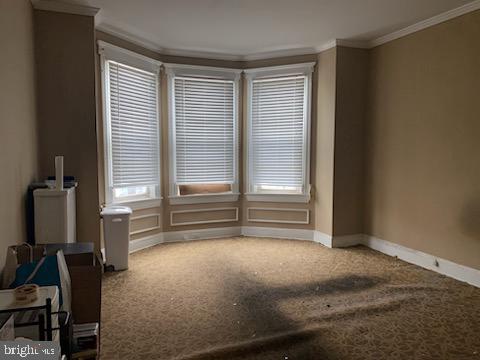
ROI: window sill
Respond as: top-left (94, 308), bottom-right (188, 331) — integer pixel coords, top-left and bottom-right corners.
top-left (110, 198), bottom-right (162, 211)
top-left (169, 193), bottom-right (240, 205)
top-left (245, 193), bottom-right (311, 203)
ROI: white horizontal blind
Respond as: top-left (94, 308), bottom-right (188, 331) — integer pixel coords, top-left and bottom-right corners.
top-left (174, 76), bottom-right (235, 185)
top-left (107, 60), bottom-right (160, 188)
top-left (251, 75), bottom-right (306, 192)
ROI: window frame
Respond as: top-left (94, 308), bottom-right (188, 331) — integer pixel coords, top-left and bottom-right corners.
top-left (245, 62), bottom-right (315, 203)
top-left (98, 41), bottom-right (163, 210)
top-left (165, 63), bottom-right (242, 205)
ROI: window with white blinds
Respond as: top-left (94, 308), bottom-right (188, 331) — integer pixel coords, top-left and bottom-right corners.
top-left (174, 77), bottom-right (234, 186)
top-left (103, 58), bottom-right (160, 204)
top-left (246, 63), bottom-right (313, 202)
top-left (166, 65), bottom-right (240, 202)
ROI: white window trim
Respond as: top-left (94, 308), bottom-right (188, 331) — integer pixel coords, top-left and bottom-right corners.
top-left (165, 63), bottom-right (242, 205)
top-left (244, 191), bottom-right (312, 204)
top-left (98, 41), bottom-right (163, 209)
top-left (98, 40), bottom-right (162, 74)
top-left (113, 198), bottom-right (162, 211)
top-left (245, 62), bottom-right (315, 203)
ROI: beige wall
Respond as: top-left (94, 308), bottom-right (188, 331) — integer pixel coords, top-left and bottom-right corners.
top-left (314, 48), bottom-right (336, 235)
top-left (333, 47), bottom-right (369, 236)
top-left (365, 10), bottom-right (480, 270)
top-left (35, 11), bottom-right (100, 249)
top-left (0, 0), bottom-right (38, 269)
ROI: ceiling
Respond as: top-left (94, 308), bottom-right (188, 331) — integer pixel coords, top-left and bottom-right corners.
top-left (61, 0), bottom-right (475, 60)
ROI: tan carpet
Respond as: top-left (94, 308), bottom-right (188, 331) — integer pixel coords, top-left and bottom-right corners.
top-left (101, 237), bottom-right (480, 360)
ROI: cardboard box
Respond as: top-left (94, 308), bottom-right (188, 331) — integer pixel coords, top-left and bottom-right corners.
top-left (65, 252), bottom-right (102, 325)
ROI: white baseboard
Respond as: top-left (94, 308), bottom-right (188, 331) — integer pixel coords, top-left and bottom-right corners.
top-left (129, 233), bottom-right (164, 253)
top-left (313, 231), bottom-right (332, 247)
top-left (128, 227), bottom-right (241, 253)
top-left (127, 227), bottom-right (480, 288)
top-left (312, 232), bottom-right (363, 248)
top-left (242, 226), bottom-right (314, 241)
top-left (100, 234), bottom-right (164, 257)
top-left (316, 232), bottom-right (480, 288)
top-left (363, 235), bottom-right (480, 288)
top-left (163, 226), bottom-right (242, 243)
top-left (333, 233), bottom-right (364, 248)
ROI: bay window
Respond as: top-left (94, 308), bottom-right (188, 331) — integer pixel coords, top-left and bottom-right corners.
top-left (99, 41), bottom-right (313, 208)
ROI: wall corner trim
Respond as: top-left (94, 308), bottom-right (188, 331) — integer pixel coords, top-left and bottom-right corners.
top-left (313, 231), bottom-right (333, 247)
top-left (332, 234), bottom-right (364, 248)
top-left (31, 0), bottom-right (100, 17)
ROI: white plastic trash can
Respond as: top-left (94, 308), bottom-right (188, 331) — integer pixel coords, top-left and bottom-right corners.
top-left (101, 206), bottom-right (132, 271)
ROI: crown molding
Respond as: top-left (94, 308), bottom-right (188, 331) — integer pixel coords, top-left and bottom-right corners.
top-left (97, 23), bottom-right (245, 61)
top-left (97, 25), bottom-right (359, 62)
top-left (242, 47), bottom-right (318, 61)
top-left (370, 0), bottom-right (480, 47)
top-left (31, 0), bottom-right (100, 16)
top-left (158, 48), bottom-right (244, 61)
top-left (163, 63), bottom-right (242, 74)
top-left (95, 0), bottom-right (480, 60)
top-left (314, 40), bottom-right (338, 53)
top-left (98, 23), bottom-right (336, 61)
top-left (335, 39), bottom-right (370, 49)
top-left (314, 39), bottom-right (370, 53)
